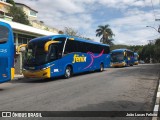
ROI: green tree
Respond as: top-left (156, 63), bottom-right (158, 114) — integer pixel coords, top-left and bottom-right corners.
top-left (155, 38), bottom-right (160, 45)
top-left (141, 44), bottom-right (155, 63)
top-left (96, 25), bottom-right (114, 45)
top-left (6, 0), bottom-right (30, 25)
top-left (154, 38), bottom-right (160, 62)
top-left (110, 45), bottom-right (128, 50)
top-left (6, 0), bottom-right (15, 5)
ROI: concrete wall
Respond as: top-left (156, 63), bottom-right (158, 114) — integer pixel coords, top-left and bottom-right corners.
top-left (15, 53), bottom-right (22, 74)
top-left (0, 1), bottom-right (11, 13)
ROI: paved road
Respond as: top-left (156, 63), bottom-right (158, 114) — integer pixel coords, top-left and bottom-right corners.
top-left (0, 64), bottom-right (160, 120)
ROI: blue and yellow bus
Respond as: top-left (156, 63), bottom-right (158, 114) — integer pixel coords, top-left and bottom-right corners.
top-left (0, 21), bottom-right (15, 83)
top-left (110, 49), bottom-right (134, 67)
top-left (134, 52), bottom-right (139, 65)
top-left (22, 35), bottom-right (110, 79)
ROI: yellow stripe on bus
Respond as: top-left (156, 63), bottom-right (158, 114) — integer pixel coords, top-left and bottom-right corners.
top-left (23, 68), bottom-right (51, 78)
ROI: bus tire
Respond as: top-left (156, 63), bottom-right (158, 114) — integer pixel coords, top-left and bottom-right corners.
top-left (99, 63), bottom-right (104, 72)
top-left (130, 64), bottom-right (133, 66)
top-left (64, 66), bottom-right (72, 79)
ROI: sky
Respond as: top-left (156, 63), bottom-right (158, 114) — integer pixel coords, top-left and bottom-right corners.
top-left (14, 0), bottom-right (160, 45)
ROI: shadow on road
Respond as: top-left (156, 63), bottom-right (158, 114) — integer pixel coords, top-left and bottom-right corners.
top-left (31, 100), bottom-right (153, 120)
top-left (11, 70), bottom-right (106, 84)
top-left (0, 89), bottom-right (4, 91)
top-left (11, 77), bottom-right (61, 83)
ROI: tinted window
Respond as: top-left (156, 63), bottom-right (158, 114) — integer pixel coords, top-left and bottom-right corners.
top-left (111, 52), bottom-right (124, 62)
top-left (126, 51), bottom-right (134, 57)
top-left (0, 26), bottom-right (9, 43)
top-left (65, 39), bottom-right (110, 54)
top-left (104, 46), bottom-right (110, 54)
top-left (64, 40), bottom-right (78, 53)
top-left (54, 37), bottom-right (66, 52)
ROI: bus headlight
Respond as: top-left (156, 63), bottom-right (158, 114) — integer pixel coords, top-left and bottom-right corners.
top-left (41, 67), bottom-right (50, 70)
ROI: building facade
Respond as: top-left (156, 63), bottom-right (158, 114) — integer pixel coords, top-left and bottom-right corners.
top-left (0, 0), bottom-right (12, 21)
top-left (15, 2), bottom-right (38, 21)
top-left (15, 2), bottom-right (58, 33)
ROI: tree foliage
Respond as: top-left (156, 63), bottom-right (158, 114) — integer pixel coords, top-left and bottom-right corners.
top-left (138, 38), bottom-right (160, 63)
top-left (6, 0), bottom-right (30, 25)
top-left (6, 0), bottom-right (15, 5)
top-left (96, 25), bottom-right (114, 45)
top-left (63, 27), bottom-right (92, 40)
top-left (110, 45), bottom-right (128, 51)
top-left (64, 27), bottom-right (80, 37)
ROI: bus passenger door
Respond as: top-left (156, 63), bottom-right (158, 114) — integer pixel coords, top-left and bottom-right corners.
top-left (48, 45), bottom-right (60, 77)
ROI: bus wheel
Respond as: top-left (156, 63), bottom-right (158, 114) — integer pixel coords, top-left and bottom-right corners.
top-left (99, 63), bottom-right (104, 72)
top-left (64, 66), bottom-right (72, 79)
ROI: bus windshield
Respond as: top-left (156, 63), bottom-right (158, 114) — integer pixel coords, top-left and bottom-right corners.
top-left (111, 52), bottom-right (124, 62)
top-left (24, 41), bottom-right (58, 66)
top-left (0, 26), bottom-right (9, 43)
top-left (134, 55), bottom-right (138, 61)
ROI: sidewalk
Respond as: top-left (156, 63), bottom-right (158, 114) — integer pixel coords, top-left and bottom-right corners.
top-left (13, 74), bottom-right (24, 80)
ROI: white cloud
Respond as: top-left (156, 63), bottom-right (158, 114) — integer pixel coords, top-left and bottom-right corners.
top-left (107, 9), bottom-right (160, 45)
top-left (14, 0), bottom-right (160, 45)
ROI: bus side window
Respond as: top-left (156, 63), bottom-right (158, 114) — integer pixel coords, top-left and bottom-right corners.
top-left (65, 40), bottom-right (77, 54)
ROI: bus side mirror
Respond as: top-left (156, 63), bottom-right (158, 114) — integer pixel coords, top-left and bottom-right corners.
top-left (44, 41), bottom-right (60, 52)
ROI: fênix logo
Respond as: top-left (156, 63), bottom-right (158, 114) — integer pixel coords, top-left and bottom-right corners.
top-left (72, 54), bottom-right (86, 63)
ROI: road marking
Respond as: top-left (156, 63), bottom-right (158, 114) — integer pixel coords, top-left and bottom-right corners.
top-left (152, 79), bottom-right (160, 120)
top-left (157, 92), bottom-right (160, 98)
top-left (153, 105), bottom-right (159, 112)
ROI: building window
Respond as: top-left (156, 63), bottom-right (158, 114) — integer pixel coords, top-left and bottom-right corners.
top-left (17, 34), bottom-right (35, 46)
top-left (30, 10), bottom-right (37, 17)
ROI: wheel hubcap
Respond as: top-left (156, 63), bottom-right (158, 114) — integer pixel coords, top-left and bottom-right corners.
top-left (66, 68), bottom-right (70, 77)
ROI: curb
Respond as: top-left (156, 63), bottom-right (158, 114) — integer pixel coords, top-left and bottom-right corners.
top-left (12, 75), bottom-right (24, 81)
top-left (152, 74), bottom-right (160, 120)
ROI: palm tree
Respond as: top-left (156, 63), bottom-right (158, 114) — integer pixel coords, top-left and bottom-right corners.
top-left (96, 25), bottom-right (114, 45)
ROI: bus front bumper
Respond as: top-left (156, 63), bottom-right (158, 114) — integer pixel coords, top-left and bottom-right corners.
top-left (22, 68), bottom-right (51, 78)
top-left (134, 61), bottom-right (139, 65)
top-left (111, 62), bottom-right (126, 67)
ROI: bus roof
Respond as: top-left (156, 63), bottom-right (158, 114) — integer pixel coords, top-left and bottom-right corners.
top-left (0, 21), bottom-right (12, 30)
top-left (29, 34), bottom-right (110, 47)
top-left (111, 48), bottom-right (133, 52)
